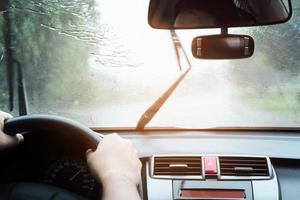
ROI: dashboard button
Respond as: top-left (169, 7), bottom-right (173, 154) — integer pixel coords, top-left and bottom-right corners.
top-left (204, 156), bottom-right (218, 174)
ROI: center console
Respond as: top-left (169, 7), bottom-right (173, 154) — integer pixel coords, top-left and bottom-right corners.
top-left (142, 155), bottom-right (279, 200)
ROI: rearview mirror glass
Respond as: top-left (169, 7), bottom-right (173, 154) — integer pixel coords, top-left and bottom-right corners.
top-left (191, 35), bottom-right (255, 59)
top-left (148, 0), bottom-right (292, 29)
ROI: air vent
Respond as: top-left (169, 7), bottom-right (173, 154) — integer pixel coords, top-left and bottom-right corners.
top-left (219, 156), bottom-right (270, 178)
top-left (153, 156), bottom-right (202, 176)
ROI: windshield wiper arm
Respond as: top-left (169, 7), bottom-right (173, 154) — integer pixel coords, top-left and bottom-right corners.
top-left (136, 30), bottom-right (192, 130)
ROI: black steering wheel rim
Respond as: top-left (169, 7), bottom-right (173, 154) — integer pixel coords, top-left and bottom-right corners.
top-left (3, 114), bottom-right (103, 151)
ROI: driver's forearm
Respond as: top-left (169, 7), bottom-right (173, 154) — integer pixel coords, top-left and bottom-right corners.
top-left (102, 176), bottom-right (141, 200)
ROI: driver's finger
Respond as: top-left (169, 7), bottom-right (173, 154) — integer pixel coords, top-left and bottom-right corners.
top-left (86, 149), bottom-right (95, 167)
top-left (6, 135), bottom-right (18, 145)
top-left (86, 149), bottom-right (93, 158)
top-left (0, 111), bottom-right (13, 120)
top-left (15, 133), bottom-right (24, 145)
top-left (0, 133), bottom-right (23, 150)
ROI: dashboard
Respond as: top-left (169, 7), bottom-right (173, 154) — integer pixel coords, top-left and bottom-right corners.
top-left (1, 129), bottom-right (300, 199)
top-left (123, 130), bottom-right (300, 200)
top-left (143, 155), bottom-right (277, 199)
top-left (0, 156), bottom-right (99, 199)
top-left (43, 158), bottom-right (97, 197)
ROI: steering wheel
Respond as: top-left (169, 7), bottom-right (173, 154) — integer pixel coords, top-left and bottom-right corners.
top-left (1, 114), bottom-right (104, 200)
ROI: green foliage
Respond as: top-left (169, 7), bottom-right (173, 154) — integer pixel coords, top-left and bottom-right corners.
top-left (0, 12), bottom-right (8, 111)
top-left (4, 0), bottom-right (101, 112)
top-left (229, 0), bottom-right (300, 111)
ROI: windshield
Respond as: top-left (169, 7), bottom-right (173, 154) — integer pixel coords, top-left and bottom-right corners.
top-left (0, 0), bottom-right (299, 128)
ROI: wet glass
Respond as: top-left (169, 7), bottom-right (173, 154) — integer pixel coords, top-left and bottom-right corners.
top-left (0, 0), bottom-right (299, 128)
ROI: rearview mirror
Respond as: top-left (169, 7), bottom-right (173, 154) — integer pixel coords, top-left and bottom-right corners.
top-left (191, 35), bottom-right (254, 59)
top-left (148, 0), bottom-right (292, 29)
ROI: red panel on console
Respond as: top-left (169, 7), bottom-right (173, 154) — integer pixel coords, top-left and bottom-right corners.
top-left (181, 189), bottom-right (245, 199)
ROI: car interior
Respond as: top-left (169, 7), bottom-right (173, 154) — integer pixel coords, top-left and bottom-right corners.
top-left (0, 0), bottom-right (300, 199)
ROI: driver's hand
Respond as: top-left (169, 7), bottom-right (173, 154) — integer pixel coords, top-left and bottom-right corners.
top-left (0, 110), bottom-right (24, 150)
top-left (86, 133), bottom-right (142, 186)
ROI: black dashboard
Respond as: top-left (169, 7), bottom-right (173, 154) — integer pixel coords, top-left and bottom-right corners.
top-left (1, 129), bottom-right (300, 200)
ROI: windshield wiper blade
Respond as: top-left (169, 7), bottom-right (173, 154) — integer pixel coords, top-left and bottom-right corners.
top-left (136, 30), bottom-right (192, 130)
